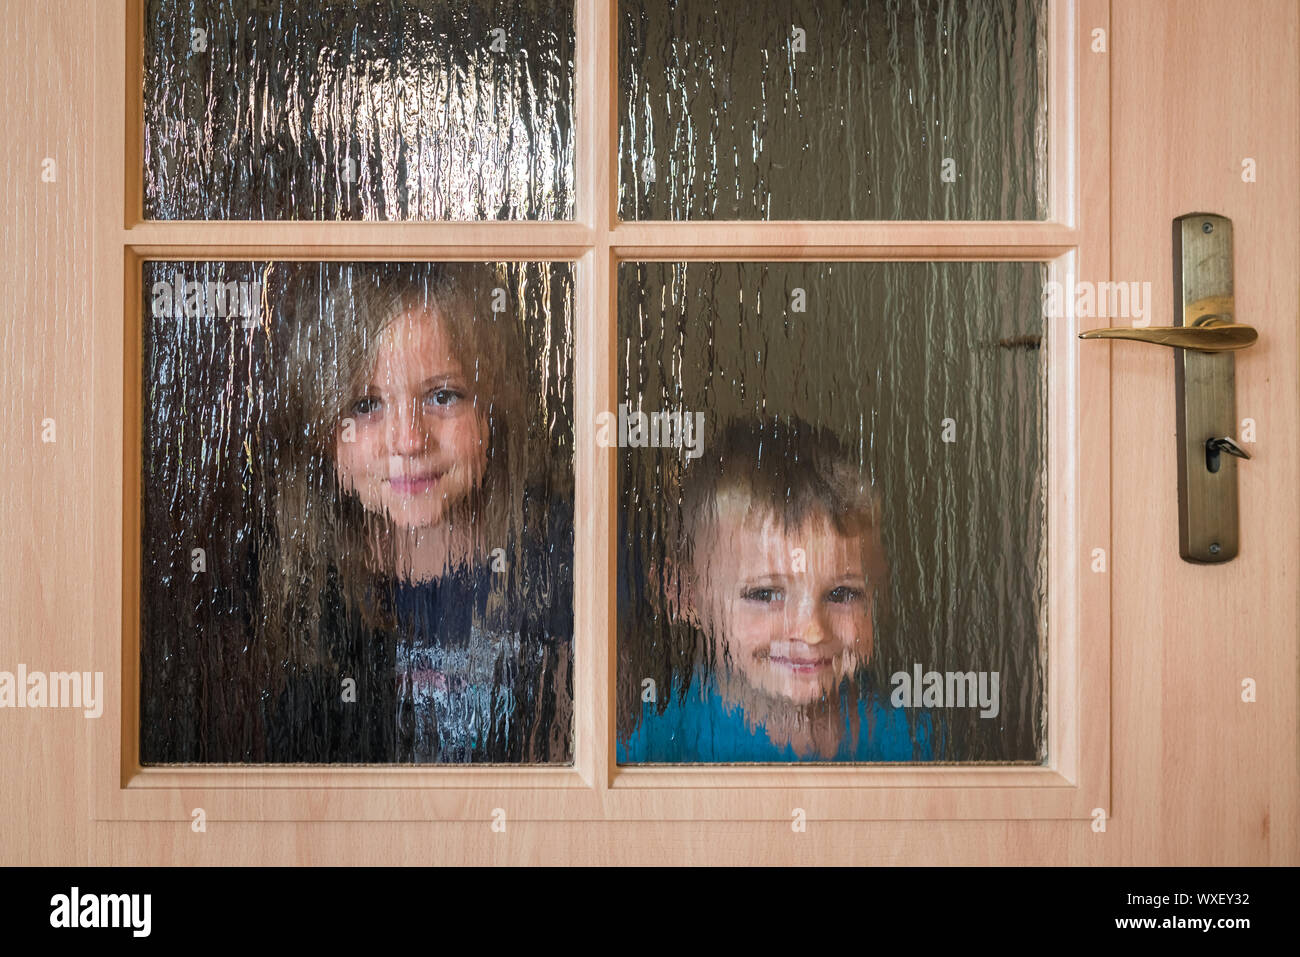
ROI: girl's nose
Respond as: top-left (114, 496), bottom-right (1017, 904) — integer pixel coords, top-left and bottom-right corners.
top-left (388, 398), bottom-right (429, 455)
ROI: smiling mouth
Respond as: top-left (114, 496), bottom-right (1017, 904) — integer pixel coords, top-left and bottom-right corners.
top-left (767, 656), bottom-right (834, 675)
top-left (387, 473), bottom-right (443, 496)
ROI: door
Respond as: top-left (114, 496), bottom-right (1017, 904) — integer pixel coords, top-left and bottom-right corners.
top-left (0, 0), bottom-right (1295, 865)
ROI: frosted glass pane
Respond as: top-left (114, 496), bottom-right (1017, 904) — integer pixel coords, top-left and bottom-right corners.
top-left (620, 0), bottom-right (1048, 220)
top-left (616, 261), bottom-right (1046, 763)
top-left (139, 261), bottom-right (575, 764)
top-left (143, 0), bottom-right (575, 220)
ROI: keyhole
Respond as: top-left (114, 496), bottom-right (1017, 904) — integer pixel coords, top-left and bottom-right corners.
top-left (1205, 438), bottom-right (1222, 473)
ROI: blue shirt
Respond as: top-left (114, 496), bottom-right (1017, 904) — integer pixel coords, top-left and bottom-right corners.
top-left (618, 674), bottom-right (939, 763)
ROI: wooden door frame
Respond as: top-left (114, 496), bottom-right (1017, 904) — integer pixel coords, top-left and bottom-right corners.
top-left (89, 0), bottom-right (1112, 829)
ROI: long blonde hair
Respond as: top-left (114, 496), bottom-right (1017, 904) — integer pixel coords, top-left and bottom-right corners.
top-left (256, 261), bottom-right (528, 674)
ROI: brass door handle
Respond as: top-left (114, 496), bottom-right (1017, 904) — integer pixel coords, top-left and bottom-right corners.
top-left (1078, 310), bottom-right (1258, 352)
top-left (1076, 213), bottom-right (1253, 564)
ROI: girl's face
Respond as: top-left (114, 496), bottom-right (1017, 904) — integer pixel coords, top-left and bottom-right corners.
top-left (693, 507), bottom-right (877, 707)
top-left (333, 307), bottom-right (488, 530)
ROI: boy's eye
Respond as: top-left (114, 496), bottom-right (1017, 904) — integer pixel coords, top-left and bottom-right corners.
top-left (827, 585), bottom-right (866, 604)
top-left (741, 586), bottom-right (784, 604)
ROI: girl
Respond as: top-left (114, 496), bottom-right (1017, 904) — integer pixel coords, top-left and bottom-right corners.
top-left (257, 261), bottom-right (573, 764)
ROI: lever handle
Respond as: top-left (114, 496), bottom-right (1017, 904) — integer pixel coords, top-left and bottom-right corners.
top-left (1078, 312), bottom-right (1257, 352)
top-left (1207, 436), bottom-right (1251, 461)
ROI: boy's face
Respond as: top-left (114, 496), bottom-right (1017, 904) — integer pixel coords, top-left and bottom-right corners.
top-left (692, 506), bottom-right (879, 706)
top-left (332, 308), bottom-right (488, 530)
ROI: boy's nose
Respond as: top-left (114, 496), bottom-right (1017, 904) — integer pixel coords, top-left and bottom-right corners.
top-left (794, 598), bottom-right (829, 646)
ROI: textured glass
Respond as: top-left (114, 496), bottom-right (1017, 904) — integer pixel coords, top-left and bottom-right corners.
top-left (144, 0), bottom-right (574, 220)
top-left (620, 0), bottom-right (1048, 220)
top-left (616, 261), bottom-right (1046, 763)
top-left (139, 260), bottom-right (575, 763)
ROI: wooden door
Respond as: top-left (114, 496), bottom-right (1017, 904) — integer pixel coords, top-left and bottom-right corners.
top-left (0, 0), bottom-right (1295, 865)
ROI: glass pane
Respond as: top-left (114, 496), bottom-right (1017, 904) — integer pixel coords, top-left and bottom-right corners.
top-left (619, 0), bottom-right (1048, 220)
top-left (615, 261), bottom-right (1046, 763)
top-left (139, 261), bottom-right (575, 764)
top-left (143, 0), bottom-right (575, 220)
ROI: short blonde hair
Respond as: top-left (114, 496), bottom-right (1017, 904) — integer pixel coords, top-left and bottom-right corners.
top-left (616, 415), bottom-right (892, 743)
top-left (675, 416), bottom-right (889, 627)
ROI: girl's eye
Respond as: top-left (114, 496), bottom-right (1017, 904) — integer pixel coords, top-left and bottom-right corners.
top-left (425, 387), bottom-right (466, 409)
top-left (742, 587), bottom-right (784, 604)
top-left (827, 585), bottom-right (866, 604)
top-left (351, 395), bottom-right (382, 417)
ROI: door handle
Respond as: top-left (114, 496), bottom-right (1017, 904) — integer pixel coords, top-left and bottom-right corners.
top-left (1078, 213), bottom-right (1255, 564)
top-left (1078, 309), bottom-right (1258, 352)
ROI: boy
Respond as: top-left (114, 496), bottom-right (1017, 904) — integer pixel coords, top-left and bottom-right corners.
top-left (618, 416), bottom-right (935, 762)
